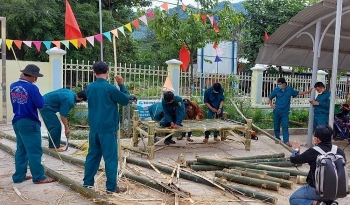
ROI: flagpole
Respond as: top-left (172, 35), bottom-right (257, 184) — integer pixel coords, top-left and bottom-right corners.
top-left (99, 0), bottom-right (103, 61)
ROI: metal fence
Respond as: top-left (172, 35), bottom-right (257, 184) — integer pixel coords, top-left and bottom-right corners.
top-left (63, 60), bottom-right (348, 106)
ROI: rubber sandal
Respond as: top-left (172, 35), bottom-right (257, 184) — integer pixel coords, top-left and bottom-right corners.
top-left (25, 176), bottom-right (32, 181)
top-left (34, 177), bottom-right (56, 184)
top-left (49, 147), bottom-right (64, 152)
top-left (186, 138), bottom-right (194, 142)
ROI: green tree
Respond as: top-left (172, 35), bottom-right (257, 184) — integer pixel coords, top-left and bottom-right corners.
top-left (146, 0), bottom-right (242, 95)
top-left (241, 0), bottom-right (320, 69)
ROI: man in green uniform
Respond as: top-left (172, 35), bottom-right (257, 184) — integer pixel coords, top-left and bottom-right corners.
top-left (204, 83), bottom-right (225, 143)
top-left (269, 78), bottom-right (311, 147)
top-left (309, 82), bottom-right (330, 129)
top-left (83, 61), bottom-right (129, 194)
top-left (40, 89), bottom-right (87, 151)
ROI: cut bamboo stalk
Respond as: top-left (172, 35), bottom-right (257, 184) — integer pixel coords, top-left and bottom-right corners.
top-left (256, 161), bottom-right (301, 167)
top-left (233, 167), bottom-right (290, 180)
top-left (122, 172), bottom-right (165, 192)
top-left (121, 145), bottom-right (149, 157)
top-left (0, 141), bottom-right (107, 204)
top-left (215, 171), bottom-right (280, 191)
top-left (197, 157), bottom-right (307, 176)
top-left (147, 121), bottom-right (156, 159)
top-left (222, 169), bottom-right (293, 189)
top-left (136, 127), bottom-right (148, 137)
top-left (126, 157), bottom-right (215, 187)
top-left (132, 110), bottom-right (139, 147)
top-left (245, 119), bottom-right (252, 151)
top-left (242, 158), bottom-right (289, 163)
top-left (190, 165), bottom-right (225, 171)
top-left (214, 177), bottom-right (278, 204)
top-left (227, 153), bottom-right (285, 160)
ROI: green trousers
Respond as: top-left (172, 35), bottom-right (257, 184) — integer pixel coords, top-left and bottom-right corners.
top-left (40, 109), bottom-right (62, 148)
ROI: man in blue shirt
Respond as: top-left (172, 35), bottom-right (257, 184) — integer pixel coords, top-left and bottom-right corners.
top-left (10, 64), bottom-right (55, 184)
top-left (310, 82), bottom-right (330, 129)
top-left (40, 89), bottom-right (87, 151)
top-left (83, 61), bottom-right (129, 194)
top-left (148, 102), bottom-right (164, 121)
top-left (160, 91), bottom-right (186, 145)
top-left (269, 78), bottom-right (311, 147)
top-left (204, 83), bottom-right (225, 143)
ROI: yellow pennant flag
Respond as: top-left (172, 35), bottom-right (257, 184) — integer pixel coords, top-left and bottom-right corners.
top-left (6, 39), bottom-right (13, 50)
top-left (69, 39), bottom-right (79, 49)
top-left (125, 23), bottom-right (132, 32)
top-left (193, 14), bottom-right (200, 21)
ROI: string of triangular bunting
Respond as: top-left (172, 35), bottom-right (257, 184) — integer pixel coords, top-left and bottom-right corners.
top-left (2, 2), bottom-right (220, 52)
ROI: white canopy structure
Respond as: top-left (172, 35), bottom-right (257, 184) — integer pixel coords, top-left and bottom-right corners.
top-left (255, 0), bottom-right (347, 147)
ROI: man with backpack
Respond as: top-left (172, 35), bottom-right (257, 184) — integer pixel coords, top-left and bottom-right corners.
top-left (289, 125), bottom-right (347, 205)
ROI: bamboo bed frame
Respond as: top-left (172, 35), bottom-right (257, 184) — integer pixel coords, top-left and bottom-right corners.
top-left (125, 110), bottom-right (253, 159)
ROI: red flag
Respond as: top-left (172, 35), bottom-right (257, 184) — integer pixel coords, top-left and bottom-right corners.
top-left (179, 46), bottom-right (190, 72)
top-left (65, 0), bottom-right (82, 40)
top-left (264, 31), bottom-right (269, 41)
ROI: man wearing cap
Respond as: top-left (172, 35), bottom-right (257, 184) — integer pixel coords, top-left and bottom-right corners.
top-left (203, 82), bottom-right (225, 143)
top-left (269, 78), bottom-right (312, 147)
top-left (83, 61), bottom-right (129, 194)
top-left (289, 125), bottom-right (345, 205)
top-left (10, 64), bottom-right (56, 184)
top-left (40, 89), bottom-right (87, 151)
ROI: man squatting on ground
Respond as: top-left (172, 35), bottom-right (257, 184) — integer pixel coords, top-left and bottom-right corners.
top-left (203, 82), bottom-right (225, 143)
top-left (160, 91), bottom-right (186, 145)
top-left (40, 89), bottom-right (87, 152)
top-left (269, 78), bottom-right (311, 147)
top-left (10, 64), bottom-right (56, 184)
top-left (83, 61), bottom-right (129, 194)
top-left (289, 125), bottom-right (345, 205)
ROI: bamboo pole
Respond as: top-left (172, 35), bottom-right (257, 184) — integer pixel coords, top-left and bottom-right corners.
top-left (230, 99), bottom-right (293, 152)
top-left (222, 169), bottom-right (293, 189)
top-left (233, 167), bottom-right (290, 180)
top-left (126, 157), bottom-right (215, 187)
top-left (256, 161), bottom-right (301, 167)
top-left (121, 145), bottom-right (149, 157)
top-left (0, 140), bottom-right (107, 204)
top-left (132, 110), bottom-right (139, 147)
top-left (221, 112), bottom-right (228, 141)
top-left (3, 133), bottom-right (85, 166)
top-left (215, 171), bottom-right (280, 191)
top-left (122, 172), bottom-right (166, 192)
top-left (190, 165), bottom-right (225, 171)
top-left (245, 119), bottom-right (252, 151)
top-left (227, 153), bottom-right (286, 160)
top-left (197, 157), bottom-right (308, 176)
top-left (214, 177), bottom-right (278, 204)
top-left (147, 121), bottom-right (156, 159)
top-left (242, 158), bottom-right (289, 163)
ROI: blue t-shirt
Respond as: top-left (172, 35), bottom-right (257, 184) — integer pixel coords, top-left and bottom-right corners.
top-left (10, 78), bottom-right (44, 125)
top-left (161, 96), bottom-right (185, 125)
top-left (42, 89), bottom-right (76, 117)
top-left (269, 86), bottom-right (299, 111)
top-left (204, 86), bottom-right (225, 110)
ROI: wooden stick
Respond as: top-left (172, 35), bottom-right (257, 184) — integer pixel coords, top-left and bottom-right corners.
top-left (154, 133), bottom-right (173, 146)
top-left (13, 186), bottom-right (28, 201)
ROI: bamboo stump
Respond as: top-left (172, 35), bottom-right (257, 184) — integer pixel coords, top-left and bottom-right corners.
top-left (132, 110), bottom-right (139, 147)
top-left (220, 112), bottom-right (228, 141)
top-left (245, 119), bottom-right (252, 151)
top-left (147, 121), bottom-right (155, 159)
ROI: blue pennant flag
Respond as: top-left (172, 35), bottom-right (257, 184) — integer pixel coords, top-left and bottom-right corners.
top-left (214, 55), bottom-right (222, 62)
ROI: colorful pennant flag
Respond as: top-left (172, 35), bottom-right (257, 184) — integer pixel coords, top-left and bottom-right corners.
top-left (163, 76), bottom-right (175, 91)
top-left (103, 32), bottom-right (112, 42)
top-left (193, 14), bottom-right (200, 21)
top-left (43, 41), bottom-right (51, 50)
top-left (117, 26), bottom-right (126, 37)
top-left (160, 3), bottom-right (169, 12)
top-left (179, 46), bottom-right (190, 72)
top-left (6, 39), bottom-right (13, 50)
top-left (14, 40), bottom-right (22, 50)
top-left (78, 38), bottom-right (87, 48)
top-left (52, 41), bottom-right (61, 48)
top-left (94, 34), bottom-right (103, 43)
top-left (69, 39), bottom-right (78, 49)
top-left (213, 22), bottom-right (219, 33)
top-left (86, 36), bottom-right (94, 46)
top-left (201, 14), bottom-right (207, 24)
top-left (264, 31), bottom-right (269, 41)
top-left (111, 29), bottom-right (119, 38)
top-left (124, 23), bottom-right (132, 33)
top-left (213, 42), bottom-right (218, 49)
top-left (147, 10), bottom-right (154, 19)
top-left (23, 41), bottom-right (32, 48)
top-left (182, 3), bottom-right (187, 11)
top-left (61, 40), bottom-right (70, 49)
top-left (214, 55), bottom-right (222, 62)
top-left (65, 0), bottom-right (82, 40)
top-left (132, 19), bottom-right (140, 30)
top-left (208, 15), bottom-right (214, 25)
top-left (139, 15), bottom-right (148, 26)
top-left (33, 41), bottom-right (42, 52)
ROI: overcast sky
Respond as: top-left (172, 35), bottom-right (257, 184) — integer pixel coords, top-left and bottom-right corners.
top-left (151, 0), bottom-right (244, 8)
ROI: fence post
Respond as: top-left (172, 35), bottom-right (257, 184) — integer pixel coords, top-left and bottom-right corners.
top-left (165, 59), bottom-right (182, 96)
top-left (250, 64), bottom-right (266, 107)
top-left (317, 70), bottom-right (327, 83)
top-left (46, 47), bottom-right (66, 90)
